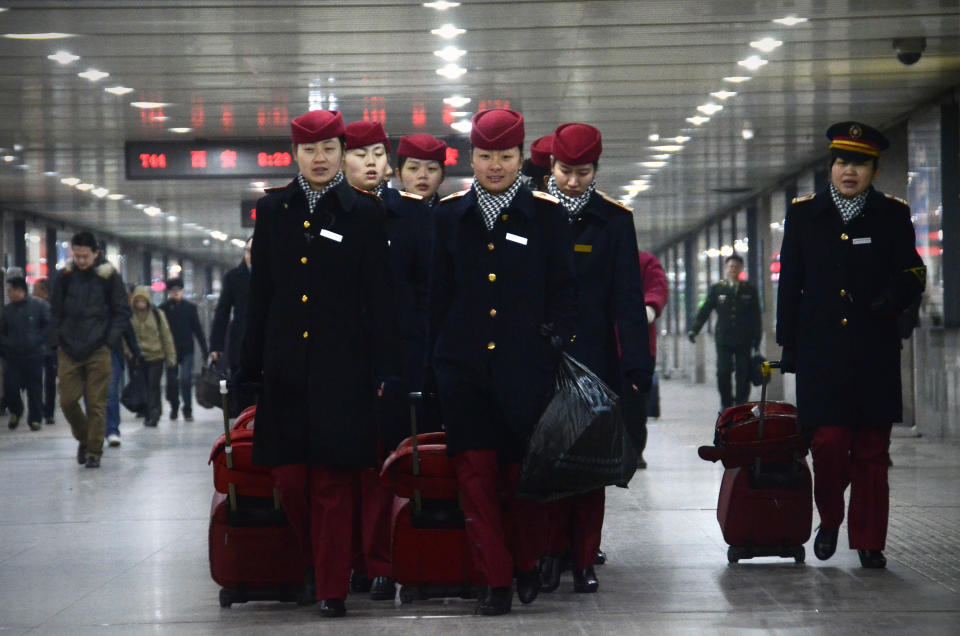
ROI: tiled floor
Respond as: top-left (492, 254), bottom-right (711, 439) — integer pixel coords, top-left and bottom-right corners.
top-left (1, 379), bottom-right (958, 635)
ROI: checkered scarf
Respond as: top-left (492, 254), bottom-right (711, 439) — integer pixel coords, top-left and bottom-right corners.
top-left (473, 176), bottom-right (522, 231)
top-left (547, 175), bottom-right (596, 220)
top-left (297, 170), bottom-right (344, 215)
top-left (829, 182), bottom-right (869, 225)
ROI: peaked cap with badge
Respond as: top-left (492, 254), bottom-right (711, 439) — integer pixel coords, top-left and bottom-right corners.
top-left (827, 121), bottom-right (889, 161)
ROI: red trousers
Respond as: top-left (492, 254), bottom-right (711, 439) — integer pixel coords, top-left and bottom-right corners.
top-left (351, 468), bottom-right (395, 578)
top-left (453, 449), bottom-right (549, 587)
top-left (547, 488), bottom-right (605, 570)
top-left (272, 464), bottom-right (361, 600)
top-left (810, 424), bottom-right (892, 550)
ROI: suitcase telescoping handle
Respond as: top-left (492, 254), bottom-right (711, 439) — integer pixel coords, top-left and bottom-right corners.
top-left (755, 360), bottom-right (783, 475)
top-left (219, 380), bottom-right (238, 512)
top-left (408, 391), bottom-right (423, 514)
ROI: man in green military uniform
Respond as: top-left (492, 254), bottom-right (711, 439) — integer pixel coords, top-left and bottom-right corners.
top-left (688, 255), bottom-right (762, 409)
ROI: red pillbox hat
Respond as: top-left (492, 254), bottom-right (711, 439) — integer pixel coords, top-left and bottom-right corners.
top-left (345, 121), bottom-right (389, 151)
top-left (397, 133), bottom-right (446, 162)
top-left (552, 123), bottom-right (602, 165)
top-left (470, 108), bottom-right (524, 150)
top-left (290, 110), bottom-right (345, 144)
top-left (530, 135), bottom-right (553, 168)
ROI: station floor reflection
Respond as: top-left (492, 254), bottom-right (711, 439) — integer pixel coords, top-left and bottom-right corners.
top-left (1, 378), bottom-right (958, 635)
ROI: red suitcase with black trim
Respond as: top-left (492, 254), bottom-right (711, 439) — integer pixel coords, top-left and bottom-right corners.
top-left (207, 402), bottom-right (304, 607)
top-left (698, 362), bottom-right (812, 563)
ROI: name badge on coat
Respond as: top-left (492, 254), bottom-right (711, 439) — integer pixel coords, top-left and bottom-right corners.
top-left (320, 229), bottom-right (343, 243)
top-left (852, 237), bottom-right (872, 245)
top-left (505, 233), bottom-right (528, 246)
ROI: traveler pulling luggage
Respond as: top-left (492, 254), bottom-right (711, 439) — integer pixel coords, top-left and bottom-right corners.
top-left (207, 382), bottom-right (303, 607)
top-left (698, 361), bottom-right (812, 563)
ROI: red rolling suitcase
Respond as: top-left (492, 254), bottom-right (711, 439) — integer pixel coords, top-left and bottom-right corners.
top-left (698, 361), bottom-right (812, 564)
top-left (206, 388), bottom-right (304, 607)
top-left (379, 395), bottom-right (483, 603)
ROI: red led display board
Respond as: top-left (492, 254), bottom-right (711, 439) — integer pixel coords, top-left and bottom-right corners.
top-left (125, 140), bottom-right (296, 180)
top-left (241, 199), bottom-right (258, 228)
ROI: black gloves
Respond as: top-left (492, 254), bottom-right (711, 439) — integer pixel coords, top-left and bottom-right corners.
top-left (229, 366), bottom-right (262, 394)
top-left (539, 323), bottom-right (565, 352)
top-left (780, 346), bottom-right (797, 373)
top-left (687, 332), bottom-right (696, 344)
top-left (625, 369), bottom-right (653, 394)
top-left (869, 292), bottom-right (897, 318)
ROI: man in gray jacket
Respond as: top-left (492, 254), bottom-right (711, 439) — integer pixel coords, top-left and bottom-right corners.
top-left (1, 276), bottom-right (51, 431)
top-left (50, 232), bottom-right (130, 468)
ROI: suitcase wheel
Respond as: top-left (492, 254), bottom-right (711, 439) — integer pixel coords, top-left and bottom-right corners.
top-left (219, 588), bottom-right (234, 608)
top-left (793, 546), bottom-right (805, 564)
top-left (398, 586), bottom-right (416, 604)
top-left (727, 546), bottom-right (744, 564)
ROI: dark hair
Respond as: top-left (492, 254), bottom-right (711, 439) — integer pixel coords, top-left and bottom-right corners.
top-left (71, 231), bottom-right (99, 250)
top-left (397, 155), bottom-right (446, 179)
top-left (7, 276), bottom-right (27, 292)
top-left (725, 254), bottom-right (745, 266)
top-left (521, 159), bottom-right (550, 191)
top-left (829, 150), bottom-right (879, 170)
top-left (166, 277), bottom-right (184, 290)
top-left (33, 277), bottom-right (50, 293)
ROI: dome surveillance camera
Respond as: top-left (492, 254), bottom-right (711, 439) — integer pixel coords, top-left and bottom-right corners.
top-left (893, 37), bottom-right (926, 65)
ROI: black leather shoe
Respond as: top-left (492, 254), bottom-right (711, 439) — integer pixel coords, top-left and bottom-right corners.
top-left (369, 576), bottom-right (396, 600)
top-left (318, 598), bottom-right (346, 617)
top-left (85, 456), bottom-right (100, 469)
top-left (636, 454), bottom-right (647, 469)
top-left (814, 525), bottom-right (839, 561)
top-left (858, 550), bottom-right (887, 569)
top-left (77, 443), bottom-right (87, 465)
top-left (8, 413), bottom-right (19, 429)
top-left (538, 554), bottom-right (562, 593)
top-left (595, 549), bottom-right (607, 565)
top-left (573, 565), bottom-right (599, 593)
top-left (297, 566), bottom-right (316, 605)
top-left (476, 586), bottom-right (512, 616)
top-left (349, 570), bottom-right (371, 594)
top-left (515, 567), bottom-right (540, 604)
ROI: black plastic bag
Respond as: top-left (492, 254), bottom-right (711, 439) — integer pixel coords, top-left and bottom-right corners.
top-left (518, 353), bottom-right (636, 502)
top-left (196, 360), bottom-right (228, 410)
top-left (120, 364), bottom-right (147, 414)
top-left (749, 353), bottom-right (767, 387)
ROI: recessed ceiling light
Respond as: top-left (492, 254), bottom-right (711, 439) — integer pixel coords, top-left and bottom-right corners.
top-left (686, 116), bottom-right (710, 126)
top-left (44, 171), bottom-right (58, 177)
top-left (443, 96), bottom-right (470, 108)
top-left (167, 216), bottom-right (178, 223)
top-left (60, 177), bottom-right (80, 186)
top-left (710, 90), bottom-right (737, 100)
top-left (105, 86), bottom-right (134, 95)
top-left (130, 101), bottom-right (170, 109)
top-left (431, 24), bottom-right (465, 38)
top-left (773, 16), bottom-right (807, 26)
top-left (697, 103), bottom-right (723, 115)
top-left (672, 136), bottom-right (691, 143)
top-left (144, 206), bottom-right (162, 216)
top-left (424, 1), bottom-right (460, 9)
top-left (250, 181), bottom-right (266, 188)
top-left (4, 32), bottom-right (74, 40)
top-left (641, 161), bottom-right (667, 168)
top-left (650, 145), bottom-right (684, 152)
top-left (625, 184), bottom-right (650, 193)
top-left (92, 187), bottom-right (109, 198)
top-left (168, 127), bottom-right (192, 133)
top-left (230, 238), bottom-right (247, 247)
top-left (2, 155), bottom-right (14, 162)
top-left (134, 203), bottom-right (146, 209)
top-left (202, 239), bottom-right (211, 246)
top-left (450, 120), bottom-right (472, 133)
top-left (434, 45), bottom-right (466, 62)
top-left (16, 163), bottom-right (28, 170)
top-left (107, 193), bottom-right (124, 200)
top-left (13, 144), bottom-right (21, 151)
top-left (47, 51), bottom-right (79, 64)
top-left (436, 63), bottom-right (467, 79)
top-left (648, 133), bottom-right (660, 142)
top-left (737, 56), bottom-right (768, 71)
top-left (723, 76), bottom-right (752, 83)
top-left (750, 37), bottom-right (782, 53)
top-left (75, 183), bottom-right (94, 191)
top-left (649, 154), bottom-right (670, 160)
top-left (78, 69), bottom-right (109, 82)
top-left (631, 179), bottom-right (650, 185)
top-left (742, 128), bottom-right (755, 140)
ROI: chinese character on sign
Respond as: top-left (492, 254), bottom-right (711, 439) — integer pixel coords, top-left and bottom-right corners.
top-left (190, 150), bottom-right (207, 168)
top-left (220, 149), bottom-right (238, 169)
top-left (444, 147), bottom-right (459, 166)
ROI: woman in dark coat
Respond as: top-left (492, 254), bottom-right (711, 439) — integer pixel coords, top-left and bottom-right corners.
top-left (241, 109), bottom-right (396, 617)
top-left (777, 121), bottom-right (925, 569)
top-left (427, 108), bottom-right (577, 615)
top-left (209, 242), bottom-right (252, 413)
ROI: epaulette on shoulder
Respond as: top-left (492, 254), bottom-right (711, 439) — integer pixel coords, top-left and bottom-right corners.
top-left (264, 186), bottom-right (285, 193)
top-left (440, 189), bottom-right (469, 203)
top-left (399, 190), bottom-right (424, 201)
top-left (598, 191), bottom-right (633, 213)
top-left (884, 193), bottom-right (909, 207)
top-left (351, 184), bottom-right (381, 199)
top-left (95, 262), bottom-right (116, 279)
top-left (791, 193), bottom-right (815, 204)
top-left (532, 190), bottom-right (560, 204)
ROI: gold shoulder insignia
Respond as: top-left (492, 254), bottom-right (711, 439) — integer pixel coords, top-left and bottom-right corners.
top-left (351, 184), bottom-right (380, 198)
top-left (264, 186), bottom-right (285, 193)
top-left (598, 191), bottom-right (633, 213)
top-left (399, 190), bottom-right (424, 201)
top-left (440, 189), bottom-right (469, 202)
top-left (532, 190), bottom-right (560, 204)
top-left (791, 193), bottom-right (815, 204)
top-left (884, 193), bottom-right (909, 207)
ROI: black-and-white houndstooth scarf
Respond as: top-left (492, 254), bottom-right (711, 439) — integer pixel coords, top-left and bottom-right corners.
top-left (829, 182), bottom-right (869, 225)
top-left (473, 176), bottom-right (522, 231)
top-left (547, 175), bottom-right (596, 220)
top-left (297, 170), bottom-right (344, 215)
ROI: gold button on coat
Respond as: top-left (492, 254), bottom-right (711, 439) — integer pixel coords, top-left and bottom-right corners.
top-left (488, 273), bottom-right (496, 282)
top-left (487, 342), bottom-right (496, 350)
top-left (302, 331), bottom-right (309, 339)
top-left (487, 242), bottom-right (495, 251)
top-left (841, 233), bottom-right (849, 241)
top-left (301, 256), bottom-right (308, 264)
top-left (301, 295), bottom-right (308, 303)
top-left (304, 220), bottom-right (311, 229)
top-left (489, 309), bottom-right (497, 317)
top-left (840, 289), bottom-right (847, 297)
top-left (501, 214), bottom-right (509, 221)
top-left (841, 318), bottom-right (848, 326)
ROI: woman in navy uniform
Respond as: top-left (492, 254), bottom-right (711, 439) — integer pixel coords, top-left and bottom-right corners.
top-left (397, 133), bottom-right (447, 207)
top-left (537, 123), bottom-right (652, 594)
top-left (427, 108), bottom-right (577, 615)
top-left (241, 109), bottom-right (397, 617)
top-left (777, 121), bottom-right (925, 569)
top-left (341, 121), bottom-right (432, 601)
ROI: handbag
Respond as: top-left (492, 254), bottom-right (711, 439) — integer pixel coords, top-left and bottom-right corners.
top-left (196, 360), bottom-right (229, 410)
top-left (120, 364), bottom-right (148, 414)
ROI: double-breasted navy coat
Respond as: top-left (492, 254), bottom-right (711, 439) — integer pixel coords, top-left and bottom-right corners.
top-left (776, 187), bottom-right (925, 430)
top-left (427, 185), bottom-right (577, 459)
top-left (244, 177), bottom-right (398, 468)
top-left (565, 191), bottom-right (651, 393)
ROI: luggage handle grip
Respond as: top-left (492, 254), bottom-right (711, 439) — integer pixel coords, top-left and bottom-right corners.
top-left (219, 380), bottom-right (237, 511)
top-left (408, 392), bottom-right (422, 514)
